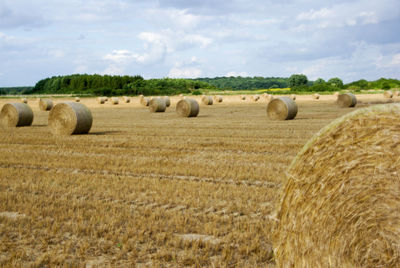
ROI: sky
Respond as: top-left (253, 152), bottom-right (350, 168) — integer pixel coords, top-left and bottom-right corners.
top-left (0, 0), bottom-right (400, 86)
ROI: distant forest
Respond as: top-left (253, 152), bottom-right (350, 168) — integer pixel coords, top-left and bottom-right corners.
top-left (1, 74), bottom-right (400, 96)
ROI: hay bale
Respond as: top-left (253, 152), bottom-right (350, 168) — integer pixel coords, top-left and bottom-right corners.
top-left (214, 95), bottom-right (223, 103)
top-left (266, 97), bottom-right (297, 120)
top-left (97, 97), bottom-right (106, 104)
top-left (393, 91), bottom-right (400, 97)
top-left (290, 94), bottom-right (296, 100)
top-left (123, 96), bottom-right (131, 103)
top-left (334, 91), bottom-right (340, 97)
top-left (149, 98), bottom-right (166, 113)
top-left (251, 95), bottom-right (260, 102)
top-left (75, 97), bottom-right (80, 102)
top-left (140, 97), bottom-right (150, 106)
top-left (176, 98), bottom-right (199, 117)
top-left (39, 99), bottom-right (53, 111)
top-left (164, 96), bottom-right (171, 107)
top-left (21, 98), bottom-right (28, 103)
top-left (240, 95), bottom-right (246, 100)
top-left (0, 103), bottom-right (34, 127)
top-left (48, 102), bottom-right (92, 135)
top-left (202, 96), bottom-right (213, 105)
top-left (312, 93), bottom-right (320, 99)
top-left (337, 93), bottom-right (357, 108)
top-left (274, 104), bottom-right (400, 267)
top-left (111, 97), bottom-right (119, 105)
top-left (384, 90), bottom-right (393, 98)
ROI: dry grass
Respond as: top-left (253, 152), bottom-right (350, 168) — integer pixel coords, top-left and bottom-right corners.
top-left (0, 94), bottom-right (393, 266)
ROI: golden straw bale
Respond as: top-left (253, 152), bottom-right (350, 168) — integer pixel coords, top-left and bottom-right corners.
top-left (393, 91), bottom-right (400, 97)
top-left (202, 96), bottom-right (213, 105)
top-left (149, 98), bottom-right (166, 113)
top-left (97, 97), bottom-right (107, 104)
top-left (164, 96), bottom-right (171, 107)
top-left (214, 95), bottom-right (223, 102)
top-left (140, 97), bottom-right (150, 106)
top-left (274, 104), bottom-right (400, 267)
top-left (21, 98), bottom-right (28, 103)
top-left (240, 95), bottom-right (246, 100)
top-left (290, 94), bottom-right (296, 100)
top-left (334, 91), bottom-right (339, 97)
top-left (266, 97), bottom-right (297, 120)
top-left (176, 98), bottom-right (199, 117)
top-left (312, 93), bottom-right (320, 99)
top-left (75, 97), bottom-right (80, 102)
top-left (337, 93), bottom-right (357, 108)
top-left (39, 99), bottom-right (53, 111)
top-left (111, 97), bottom-right (119, 105)
top-left (0, 103), bottom-right (34, 127)
top-left (48, 102), bottom-right (92, 135)
top-left (251, 95), bottom-right (260, 102)
top-left (384, 90), bottom-right (393, 98)
top-left (123, 96), bottom-right (131, 103)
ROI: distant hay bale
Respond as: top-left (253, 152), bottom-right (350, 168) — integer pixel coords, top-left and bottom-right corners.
top-left (111, 97), bottom-right (119, 105)
top-left (48, 102), bottom-right (92, 135)
top-left (274, 104), bottom-right (400, 267)
top-left (140, 97), bottom-right (150, 106)
top-left (202, 96), bottom-right (213, 105)
top-left (337, 93), bottom-right (357, 108)
top-left (240, 95), bottom-right (246, 100)
top-left (149, 98), bottom-right (166, 113)
top-left (123, 96), bottom-right (131, 103)
top-left (290, 94), bottom-right (296, 100)
top-left (104, 97), bottom-right (108, 101)
top-left (97, 97), bottom-right (106, 104)
top-left (312, 93), bottom-right (320, 99)
top-left (0, 103), bottom-right (34, 127)
top-left (164, 96), bottom-right (171, 107)
top-left (21, 98), bottom-right (28, 103)
top-left (75, 97), bottom-right (80, 102)
top-left (384, 90), bottom-right (393, 98)
top-left (334, 91), bottom-right (340, 97)
top-left (251, 95), bottom-right (260, 102)
top-left (176, 98), bottom-right (199, 117)
top-left (39, 99), bottom-right (53, 111)
top-left (266, 97), bottom-right (297, 120)
top-left (213, 95), bottom-right (223, 103)
top-left (393, 91), bottom-right (400, 97)
top-left (265, 94), bottom-right (274, 102)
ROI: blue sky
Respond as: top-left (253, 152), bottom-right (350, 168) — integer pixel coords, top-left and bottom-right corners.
top-left (0, 0), bottom-right (399, 86)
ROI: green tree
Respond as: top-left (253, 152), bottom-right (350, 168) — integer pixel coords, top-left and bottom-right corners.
top-left (314, 78), bottom-right (325, 84)
top-left (288, 74), bottom-right (308, 87)
top-left (382, 82), bottom-right (391, 90)
top-left (328, 77), bottom-right (344, 88)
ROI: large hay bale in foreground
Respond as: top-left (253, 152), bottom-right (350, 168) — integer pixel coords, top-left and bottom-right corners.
top-left (176, 98), bottom-right (199, 117)
top-left (164, 96), bottom-right (171, 107)
top-left (140, 97), bottom-right (150, 106)
top-left (384, 90), bottom-right (393, 98)
top-left (39, 99), bottom-right (53, 111)
top-left (202, 96), bottom-right (213, 105)
top-left (111, 97), bottom-right (119, 105)
top-left (337, 93), bottom-right (357, 108)
top-left (21, 98), bottom-right (28, 103)
top-left (312, 93), bottom-right (320, 99)
top-left (266, 97), bottom-right (297, 120)
top-left (274, 104), bottom-right (400, 267)
top-left (149, 98), bottom-right (166, 113)
top-left (0, 103), bottom-right (34, 127)
top-left (48, 102), bottom-right (92, 135)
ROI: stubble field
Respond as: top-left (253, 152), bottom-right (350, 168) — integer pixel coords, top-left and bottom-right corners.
top-left (0, 94), bottom-right (394, 267)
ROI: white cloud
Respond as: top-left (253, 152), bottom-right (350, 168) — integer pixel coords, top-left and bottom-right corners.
top-left (168, 67), bottom-right (202, 78)
top-left (225, 71), bottom-right (250, 77)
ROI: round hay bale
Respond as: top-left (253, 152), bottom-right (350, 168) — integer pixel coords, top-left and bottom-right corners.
top-left (176, 98), bottom-right (199, 117)
top-left (123, 96), bottom-right (131, 103)
top-left (104, 97), bottom-right (108, 101)
top-left (334, 91), bottom-right (340, 97)
top-left (251, 95), bottom-right (260, 102)
top-left (240, 95), bottom-right (246, 100)
top-left (139, 95), bottom-right (144, 100)
top-left (0, 103), bottom-right (34, 127)
top-left (111, 97), bottom-right (119, 105)
top-left (164, 96), bottom-right (171, 107)
top-left (274, 104), bottom-right (400, 267)
top-left (202, 96), bottom-right (213, 105)
top-left (312, 93), bottom-right (320, 100)
top-left (384, 90), bottom-right (393, 98)
top-left (290, 94), bottom-right (296, 100)
top-left (21, 98), bottom-right (28, 104)
top-left (140, 97), bottom-right (150, 106)
top-left (97, 97), bottom-right (106, 104)
top-left (39, 99), bottom-right (53, 111)
top-left (266, 97), bottom-right (297, 120)
top-left (393, 91), bottom-right (400, 97)
top-left (75, 97), bottom-right (80, 102)
top-left (337, 93), bottom-right (357, 108)
top-left (214, 95), bottom-right (223, 103)
top-left (48, 102), bottom-right (92, 135)
top-left (149, 98), bottom-right (166, 113)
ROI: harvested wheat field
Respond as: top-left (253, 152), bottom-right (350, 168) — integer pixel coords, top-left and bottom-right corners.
top-left (0, 94), bottom-right (398, 267)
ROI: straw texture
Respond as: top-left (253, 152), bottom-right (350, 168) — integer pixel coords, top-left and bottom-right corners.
top-left (21, 98), bottom-right (28, 103)
top-left (149, 98), bottom-right (166, 113)
top-left (337, 93), bottom-right (357, 108)
top-left (384, 90), bottom-right (393, 98)
top-left (290, 94), bottom-right (296, 100)
top-left (312, 93), bottom-right (320, 99)
top-left (0, 103), bottom-right (34, 127)
top-left (39, 99), bottom-right (53, 111)
top-left (274, 104), bottom-right (400, 267)
top-left (202, 96), bottom-right (213, 105)
top-left (240, 95), bottom-right (246, 100)
top-left (176, 98), bottom-right (199, 117)
top-left (123, 96), bottom-right (131, 103)
top-left (140, 97), bottom-right (150, 106)
top-left (214, 96), bottom-right (223, 103)
top-left (48, 102), bottom-right (92, 135)
top-left (164, 96), bottom-right (171, 107)
top-left (111, 97), bottom-right (119, 105)
top-left (75, 97), bottom-right (80, 102)
top-left (266, 97), bottom-right (298, 120)
top-left (251, 95), bottom-right (260, 102)
top-left (97, 97), bottom-right (106, 104)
